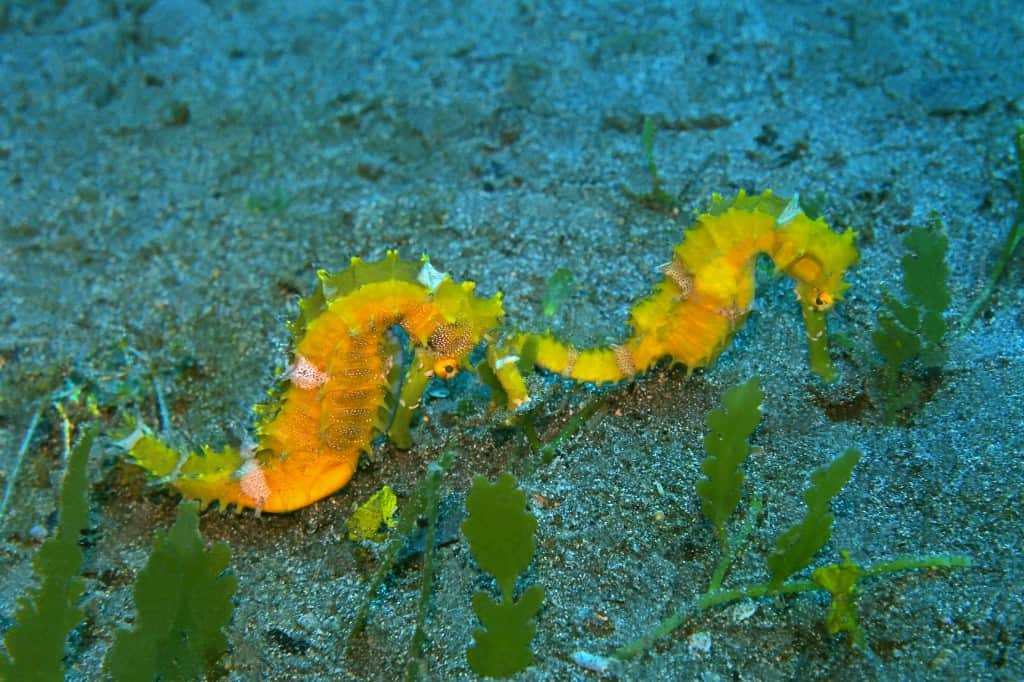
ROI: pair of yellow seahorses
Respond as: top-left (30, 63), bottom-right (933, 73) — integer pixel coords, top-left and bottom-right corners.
top-left (124, 190), bottom-right (858, 513)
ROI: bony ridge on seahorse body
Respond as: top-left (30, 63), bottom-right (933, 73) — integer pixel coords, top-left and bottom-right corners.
top-left (124, 190), bottom-right (858, 514)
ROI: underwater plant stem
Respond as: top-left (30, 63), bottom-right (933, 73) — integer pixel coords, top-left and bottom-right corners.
top-left (643, 116), bottom-right (661, 193)
top-left (404, 462), bottom-right (443, 682)
top-left (346, 449), bottom-right (456, 651)
top-left (959, 124), bottom-right (1024, 335)
top-left (883, 364), bottom-right (899, 422)
top-left (611, 578), bottom-right (819, 661)
top-left (125, 345), bottom-right (172, 432)
top-left (152, 374), bottom-right (172, 434)
top-left (611, 603), bottom-right (699, 660)
top-left (699, 579), bottom-right (820, 610)
top-left (518, 412), bottom-right (542, 455)
top-left (610, 573), bottom-right (819, 659)
top-left (708, 497), bottom-right (762, 593)
top-left (540, 396), bottom-right (605, 464)
top-left (613, 552), bottom-right (971, 661)
top-left (0, 398), bottom-right (46, 527)
top-left (54, 402), bottom-right (71, 461)
top-left (863, 554), bottom-right (971, 577)
top-left (621, 116), bottom-right (678, 211)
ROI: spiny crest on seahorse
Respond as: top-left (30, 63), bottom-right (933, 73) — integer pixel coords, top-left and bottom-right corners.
top-left (125, 250), bottom-right (504, 513)
top-left (123, 190), bottom-right (857, 514)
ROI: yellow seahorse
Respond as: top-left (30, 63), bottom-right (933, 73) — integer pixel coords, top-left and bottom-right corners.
top-left (488, 190), bottom-right (858, 405)
top-left (124, 190), bottom-right (857, 513)
top-left (125, 252), bottom-right (504, 513)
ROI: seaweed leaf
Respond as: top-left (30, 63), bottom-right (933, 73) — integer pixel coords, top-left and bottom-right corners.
top-left (812, 550), bottom-right (865, 649)
top-left (696, 378), bottom-right (763, 546)
top-left (462, 474), bottom-right (544, 678)
top-left (467, 586), bottom-right (545, 678)
top-left (871, 218), bottom-right (949, 419)
top-left (622, 116), bottom-right (678, 212)
top-left (461, 474), bottom-right (538, 601)
top-left (767, 449), bottom-right (861, 590)
top-left (0, 428), bottom-right (94, 682)
top-left (872, 311), bottom-right (921, 369)
top-left (104, 500), bottom-right (236, 682)
top-left (902, 225), bottom-right (951, 315)
top-left (346, 485), bottom-right (398, 542)
top-left (541, 269), bottom-right (574, 318)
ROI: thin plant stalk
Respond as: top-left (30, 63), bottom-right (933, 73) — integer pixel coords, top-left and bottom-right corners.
top-left (0, 399), bottom-right (46, 527)
top-left (960, 124), bottom-right (1024, 334)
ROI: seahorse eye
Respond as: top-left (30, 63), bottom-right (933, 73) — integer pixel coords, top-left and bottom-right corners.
top-left (813, 290), bottom-right (834, 311)
top-left (433, 357), bottom-right (459, 379)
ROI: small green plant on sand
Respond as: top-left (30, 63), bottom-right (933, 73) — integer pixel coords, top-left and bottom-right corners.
top-left (622, 116), bottom-right (679, 212)
top-left (0, 428), bottom-right (94, 682)
top-left (587, 377), bottom-right (968, 666)
top-left (697, 378), bottom-right (764, 548)
top-left (346, 485), bottom-right (398, 542)
top-left (244, 188), bottom-right (290, 213)
top-left (104, 500), bottom-right (236, 681)
top-left (1, 415), bottom-right (236, 682)
top-left (461, 474), bottom-right (545, 678)
top-left (345, 450), bottom-right (455, 681)
top-left (541, 268), bottom-right (575, 318)
top-left (871, 216), bottom-right (950, 420)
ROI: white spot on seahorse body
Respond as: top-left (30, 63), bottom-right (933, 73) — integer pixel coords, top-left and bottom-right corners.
top-left (417, 260), bottom-right (447, 292)
top-left (238, 459), bottom-right (271, 515)
top-left (493, 354), bottom-right (520, 370)
top-left (717, 304), bottom-right (746, 324)
top-left (776, 194), bottom-right (803, 226)
top-left (287, 355), bottom-right (328, 390)
top-left (239, 434), bottom-right (257, 460)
